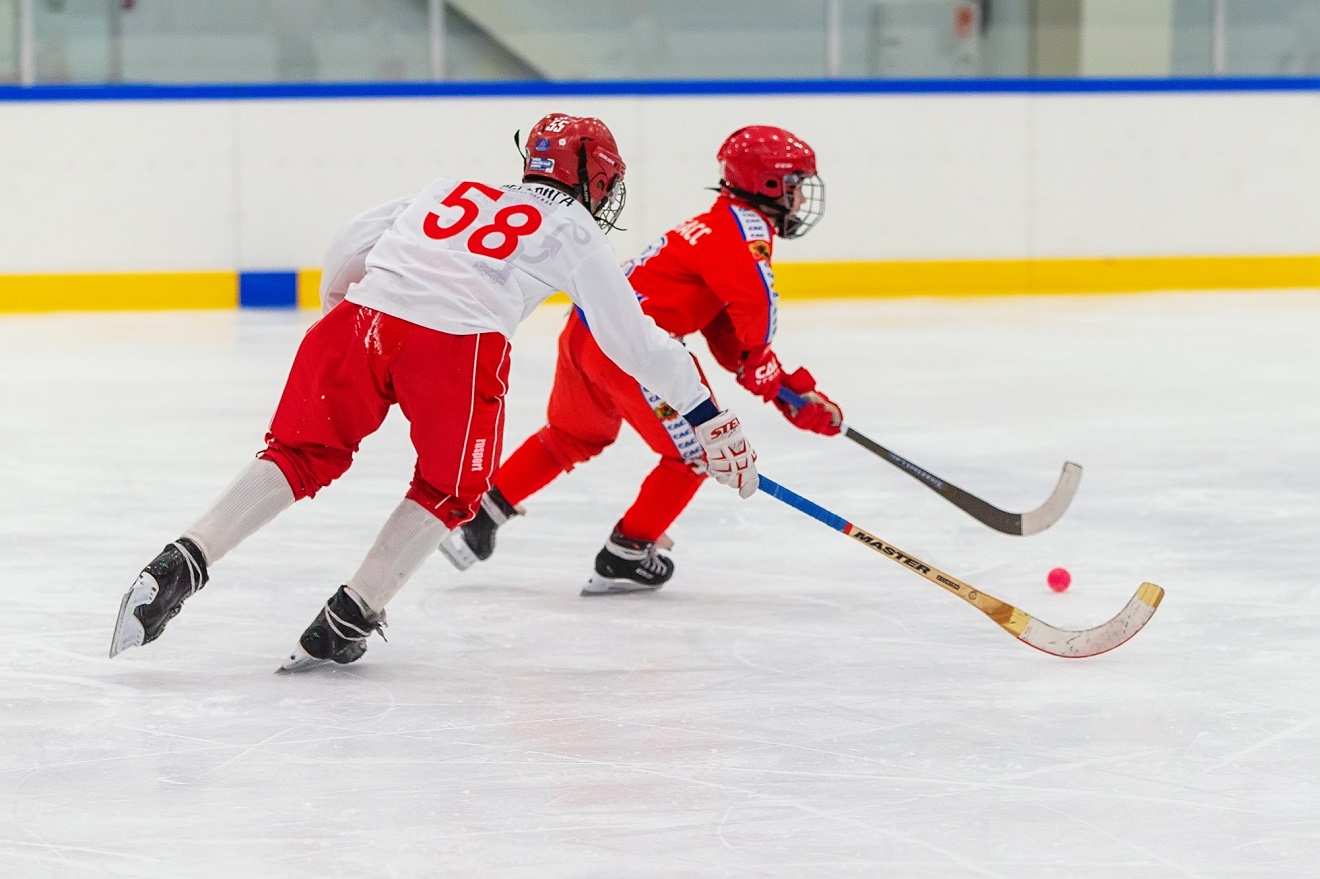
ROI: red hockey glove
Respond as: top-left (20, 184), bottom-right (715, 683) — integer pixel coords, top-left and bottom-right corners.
top-left (736, 346), bottom-right (783, 402)
top-left (774, 368), bottom-right (843, 436)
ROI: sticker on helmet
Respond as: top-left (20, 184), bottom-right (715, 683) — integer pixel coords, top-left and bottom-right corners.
top-left (529, 157), bottom-right (556, 173)
top-left (748, 241), bottom-right (772, 262)
top-left (535, 138), bottom-right (550, 151)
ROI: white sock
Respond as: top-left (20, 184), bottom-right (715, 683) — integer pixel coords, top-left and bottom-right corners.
top-left (345, 498), bottom-right (448, 614)
top-left (183, 458), bottom-right (295, 565)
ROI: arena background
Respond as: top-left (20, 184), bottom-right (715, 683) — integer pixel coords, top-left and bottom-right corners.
top-left (4, 1), bottom-right (1319, 311)
top-left (3, 4), bottom-right (1320, 878)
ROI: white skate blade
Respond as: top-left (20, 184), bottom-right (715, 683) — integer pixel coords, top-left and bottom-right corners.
top-left (276, 643), bottom-right (331, 674)
top-left (581, 574), bottom-right (665, 597)
top-left (438, 531), bottom-right (478, 571)
top-left (109, 572), bottom-right (159, 658)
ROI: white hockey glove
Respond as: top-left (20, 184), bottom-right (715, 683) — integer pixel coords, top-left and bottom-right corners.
top-left (694, 409), bottom-right (759, 499)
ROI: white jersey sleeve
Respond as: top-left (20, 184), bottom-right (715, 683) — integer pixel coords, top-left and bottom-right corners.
top-left (318, 196), bottom-right (412, 314)
top-left (564, 246), bottom-right (712, 415)
top-left (341, 177), bottom-right (710, 414)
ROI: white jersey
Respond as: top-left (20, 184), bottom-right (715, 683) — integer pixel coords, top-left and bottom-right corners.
top-left (334, 178), bottom-right (711, 415)
top-left (319, 195), bottom-right (411, 315)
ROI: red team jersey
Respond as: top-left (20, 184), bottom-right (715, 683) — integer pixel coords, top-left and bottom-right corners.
top-left (622, 196), bottom-right (780, 363)
top-left (486, 194), bottom-right (789, 542)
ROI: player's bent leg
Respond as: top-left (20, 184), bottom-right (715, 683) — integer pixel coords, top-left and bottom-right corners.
top-left (437, 424), bottom-right (615, 572)
top-left (184, 458), bottom-right (296, 564)
top-left (258, 441), bottom-right (354, 501)
top-left (280, 498), bottom-right (446, 671)
top-left (261, 302), bottom-right (397, 499)
top-left (582, 346), bottom-right (711, 596)
top-left (579, 459), bottom-right (703, 598)
top-left (438, 487), bottom-right (522, 570)
top-left (110, 537), bottom-right (209, 658)
top-left (280, 585), bottom-right (385, 672)
top-left (617, 458), bottom-right (705, 544)
top-left (110, 458), bottom-right (299, 658)
top-left (582, 523), bottom-right (675, 596)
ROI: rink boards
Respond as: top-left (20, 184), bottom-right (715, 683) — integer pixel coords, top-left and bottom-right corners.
top-left (2, 77), bottom-right (1318, 311)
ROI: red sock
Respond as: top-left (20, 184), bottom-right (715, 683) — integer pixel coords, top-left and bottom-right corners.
top-left (617, 460), bottom-right (704, 543)
top-left (494, 435), bottom-right (565, 507)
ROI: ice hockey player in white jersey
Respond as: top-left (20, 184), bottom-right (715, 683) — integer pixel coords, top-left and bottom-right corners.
top-left (110, 113), bottom-right (760, 671)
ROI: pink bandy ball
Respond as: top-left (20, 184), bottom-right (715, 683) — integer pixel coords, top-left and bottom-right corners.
top-left (1047, 567), bottom-right (1071, 592)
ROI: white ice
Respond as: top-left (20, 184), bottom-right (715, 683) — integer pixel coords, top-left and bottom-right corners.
top-left (2, 292), bottom-right (1318, 877)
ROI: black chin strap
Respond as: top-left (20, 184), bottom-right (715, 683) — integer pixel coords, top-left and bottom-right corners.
top-left (575, 142), bottom-right (592, 211)
top-left (718, 182), bottom-right (790, 232)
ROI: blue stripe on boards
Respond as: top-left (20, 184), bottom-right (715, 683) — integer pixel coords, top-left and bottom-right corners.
top-left (3, 77), bottom-right (1319, 103)
top-left (239, 271), bottom-right (298, 308)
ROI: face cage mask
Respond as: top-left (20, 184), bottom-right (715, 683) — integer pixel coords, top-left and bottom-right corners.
top-left (778, 174), bottom-right (825, 239)
top-left (592, 178), bottom-right (627, 232)
top-left (573, 142), bottom-right (627, 233)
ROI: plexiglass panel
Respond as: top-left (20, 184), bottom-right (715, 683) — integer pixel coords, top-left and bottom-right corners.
top-left (17, 1), bottom-right (1320, 85)
top-left (0, 1), bottom-right (19, 83)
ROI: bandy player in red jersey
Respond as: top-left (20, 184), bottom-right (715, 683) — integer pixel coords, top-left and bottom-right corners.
top-left (438, 125), bottom-right (842, 595)
top-left (109, 114), bottom-right (760, 671)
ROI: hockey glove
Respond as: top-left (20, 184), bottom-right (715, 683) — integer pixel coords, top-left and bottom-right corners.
top-left (736, 346), bottom-right (783, 402)
top-left (694, 409), bottom-right (759, 499)
top-left (774, 368), bottom-right (843, 436)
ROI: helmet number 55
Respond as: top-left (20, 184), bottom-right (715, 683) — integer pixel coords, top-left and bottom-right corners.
top-left (423, 181), bottom-right (544, 260)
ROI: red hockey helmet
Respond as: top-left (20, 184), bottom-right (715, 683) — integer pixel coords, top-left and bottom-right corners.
top-left (717, 125), bottom-right (825, 239)
top-left (522, 113), bottom-right (627, 231)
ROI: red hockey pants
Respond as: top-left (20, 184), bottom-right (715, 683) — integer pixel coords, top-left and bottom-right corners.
top-left (260, 301), bottom-right (511, 529)
top-left (495, 309), bottom-right (712, 542)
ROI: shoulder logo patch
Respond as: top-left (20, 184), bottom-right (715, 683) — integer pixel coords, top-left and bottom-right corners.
top-left (748, 240), bottom-right (772, 262)
top-left (728, 205), bottom-right (771, 242)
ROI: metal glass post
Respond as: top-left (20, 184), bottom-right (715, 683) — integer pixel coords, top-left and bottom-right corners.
top-left (428, 0), bottom-right (446, 80)
top-left (18, 0), bottom-right (34, 84)
top-left (825, 0), bottom-right (842, 77)
top-left (108, 0), bottom-right (124, 83)
top-left (1211, 0), bottom-right (1227, 74)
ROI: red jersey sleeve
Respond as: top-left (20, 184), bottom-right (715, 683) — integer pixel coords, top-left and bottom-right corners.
top-left (695, 202), bottom-right (780, 352)
top-left (699, 308), bottom-right (745, 374)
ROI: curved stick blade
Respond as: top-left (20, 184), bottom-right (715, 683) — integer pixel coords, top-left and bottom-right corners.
top-left (1017, 461), bottom-right (1084, 536)
top-left (1015, 582), bottom-right (1164, 658)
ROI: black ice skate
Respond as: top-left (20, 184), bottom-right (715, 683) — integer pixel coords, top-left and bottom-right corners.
top-left (581, 527), bottom-right (675, 596)
top-left (438, 487), bottom-right (521, 570)
top-left (279, 586), bottom-right (386, 673)
top-left (110, 537), bottom-right (209, 658)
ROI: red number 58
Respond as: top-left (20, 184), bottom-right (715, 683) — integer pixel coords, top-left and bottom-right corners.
top-left (422, 181), bottom-right (543, 261)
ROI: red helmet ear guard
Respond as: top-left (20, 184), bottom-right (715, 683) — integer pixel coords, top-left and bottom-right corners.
top-left (716, 125), bottom-right (825, 239)
top-left (522, 114), bottom-right (628, 231)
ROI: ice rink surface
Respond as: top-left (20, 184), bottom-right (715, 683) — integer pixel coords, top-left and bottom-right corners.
top-left (2, 291), bottom-right (1318, 877)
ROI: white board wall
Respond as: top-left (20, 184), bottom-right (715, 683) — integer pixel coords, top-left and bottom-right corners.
top-left (3, 90), bottom-right (1317, 273)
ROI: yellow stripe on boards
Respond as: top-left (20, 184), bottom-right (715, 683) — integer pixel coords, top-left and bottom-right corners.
top-left (300, 255), bottom-right (1320, 310)
top-left (0, 273), bottom-right (237, 313)
top-left (3, 255), bottom-right (1319, 314)
top-left (296, 268), bottom-right (323, 310)
top-left (774, 255), bottom-right (1320, 299)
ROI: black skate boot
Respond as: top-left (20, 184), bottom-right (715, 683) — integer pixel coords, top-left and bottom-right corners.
top-left (581, 527), bottom-right (675, 596)
top-left (110, 537), bottom-right (209, 658)
top-left (438, 487), bottom-right (521, 570)
top-left (279, 586), bottom-right (386, 672)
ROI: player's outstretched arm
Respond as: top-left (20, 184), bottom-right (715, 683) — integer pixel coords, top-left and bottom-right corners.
top-left (690, 405), bottom-right (759, 499)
